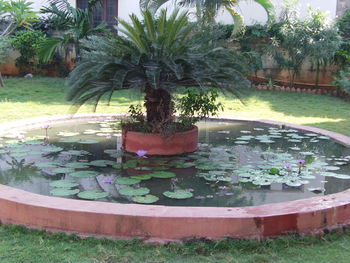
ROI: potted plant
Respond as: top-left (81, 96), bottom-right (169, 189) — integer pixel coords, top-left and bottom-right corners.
top-left (67, 9), bottom-right (250, 155)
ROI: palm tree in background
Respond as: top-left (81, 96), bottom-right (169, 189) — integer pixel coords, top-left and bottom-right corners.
top-left (140, 0), bottom-right (275, 36)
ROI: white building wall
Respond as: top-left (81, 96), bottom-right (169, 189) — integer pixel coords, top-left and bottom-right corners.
top-left (31, 0), bottom-right (76, 11)
top-left (31, 0), bottom-right (338, 24)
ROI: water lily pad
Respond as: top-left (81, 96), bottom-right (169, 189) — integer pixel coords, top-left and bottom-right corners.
top-left (148, 171), bottom-right (176, 178)
top-left (175, 162), bottom-right (196, 168)
top-left (285, 181), bottom-right (302, 187)
top-left (196, 164), bottom-right (220, 170)
top-left (78, 190), bottom-right (109, 200)
top-left (289, 147), bottom-right (301, 151)
top-left (163, 190), bottom-right (193, 199)
top-left (122, 160), bottom-right (138, 169)
top-left (42, 146), bottom-right (63, 153)
top-left (88, 160), bottom-right (115, 167)
top-left (308, 187), bottom-right (325, 193)
top-left (104, 149), bottom-right (120, 155)
top-left (330, 174), bottom-right (350, 179)
top-left (288, 139), bottom-right (302, 143)
top-left (259, 140), bottom-right (275, 144)
top-left (115, 177), bottom-right (141, 185)
top-left (58, 138), bottom-right (80, 143)
top-left (324, 166), bottom-right (341, 171)
top-left (78, 140), bottom-right (99, 144)
top-left (305, 133), bottom-right (318, 137)
top-left (50, 188), bottom-right (79, 196)
top-left (61, 150), bottom-right (90, 156)
top-left (234, 141), bottom-right (249, 144)
top-left (69, 171), bottom-right (99, 178)
top-left (57, 132), bottom-right (80, 137)
top-left (9, 148), bottom-right (30, 153)
top-left (36, 162), bottom-right (58, 168)
top-left (119, 187), bottom-right (150, 196)
top-left (65, 162), bottom-right (90, 169)
top-left (49, 180), bottom-right (79, 188)
top-left (131, 174), bottom-right (153, 180)
top-left (132, 195), bottom-right (159, 204)
top-left (318, 136), bottom-right (330, 140)
top-left (51, 168), bottom-right (75, 174)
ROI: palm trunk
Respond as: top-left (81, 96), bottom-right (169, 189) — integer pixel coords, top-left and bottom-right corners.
top-left (144, 86), bottom-right (173, 129)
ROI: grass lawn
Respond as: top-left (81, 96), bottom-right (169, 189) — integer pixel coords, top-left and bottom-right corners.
top-left (0, 77), bottom-right (349, 136)
top-left (0, 77), bottom-right (350, 263)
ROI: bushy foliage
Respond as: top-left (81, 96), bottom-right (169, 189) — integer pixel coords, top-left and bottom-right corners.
top-left (11, 30), bottom-right (47, 73)
top-left (140, 0), bottom-right (275, 37)
top-left (0, 36), bottom-right (10, 64)
top-left (267, 5), bottom-right (340, 86)
top-left (67, 9), bottom-right (250, 133)
top-left (333, 66), bottom-right (350, 95)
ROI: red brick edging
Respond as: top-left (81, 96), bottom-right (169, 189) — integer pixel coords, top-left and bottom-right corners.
top-left (1, 114), bottom-right (350, 242)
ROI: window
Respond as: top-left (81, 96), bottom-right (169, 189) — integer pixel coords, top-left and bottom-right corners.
top-left (76, 0), bottom-right (118, 29)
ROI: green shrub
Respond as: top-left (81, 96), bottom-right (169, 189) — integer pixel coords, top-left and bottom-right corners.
top-left (11, 29), bottom-right (47, 73)
top-left (333, 66), bottom-right (350, 95)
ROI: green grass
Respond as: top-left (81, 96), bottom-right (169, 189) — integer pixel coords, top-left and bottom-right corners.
top-left (1, 225), bottom-right (350, 263)
top-left (0, 77), bottom-right (350, 262)
top-left (1, 77), bottom-right (349, 136)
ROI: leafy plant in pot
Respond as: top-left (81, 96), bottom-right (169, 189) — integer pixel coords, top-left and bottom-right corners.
top-left (67, 9), bottom-right (250, 155)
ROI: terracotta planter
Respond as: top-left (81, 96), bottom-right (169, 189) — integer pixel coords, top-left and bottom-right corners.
top-left (122, 126), bottom-right (198, 156)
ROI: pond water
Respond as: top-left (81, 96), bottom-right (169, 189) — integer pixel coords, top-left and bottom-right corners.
top-left (0, 118), bottom-right (350, 207)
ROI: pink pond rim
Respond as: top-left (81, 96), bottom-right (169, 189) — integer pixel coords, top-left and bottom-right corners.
top-left (1, 113), bottom-right (350, 242)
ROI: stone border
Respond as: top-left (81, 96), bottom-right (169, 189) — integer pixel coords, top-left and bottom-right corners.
top-left (1, 114), bottom-right (350, 242)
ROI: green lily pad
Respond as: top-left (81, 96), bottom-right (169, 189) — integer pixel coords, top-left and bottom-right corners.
top-left (69, 171), bottom-right (99, 178)
top-left (51, 168), bottom-right (75, 174)
top-left (50, 188), bottom-right (80, 196)
top-left (78, 140), bottom-right (99, 144)
top-left (234, 141), bottom-right (249, 144)
top-left (61, 150), bottom-right (90, 156)
top-left (49, 180), bottom-right (79, 188)
top-left (88, 160), bottom-right (115, 167)
top-left (59, 138), bottom-right (80, 143)
top-left (132, 195), bottom-right (159, 204)
top-left (308, 187), bottom-right (325, 193)
top-left (42, 147), bottom-right (64, 153)
top-left (36, 162), bottom-right (58, 168)
top-left (122, 160), bottom-right (138, 169)
top-left (57, 132), bottom-right (80, 137)
top-left (131, 174), bottom-right (153, 180)
top-left (78, 190), bottom-right (109, 200)
top-left (163, 190), bottom-right (193, 199)
top-left (9, 148), bottom-right (30, 153)
top-left (175, 162), bottom-right (196, 168)
top-left (149, 171), bottom-right (176, 178)
top-left (325, 166), bottom-right (341, 171)
top-left (65, 162), bottom-right (90, 169)
top-left (119, 187), bottom-right (150, 196)
top-left (115, 177), bottom-right (141, 185)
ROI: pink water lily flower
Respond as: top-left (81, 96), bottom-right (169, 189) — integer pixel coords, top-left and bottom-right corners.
top-left (297, 159), bottom-right (306, 166)
top-left (284, 162), bottom-right (292, 169)
top-left (42, 124), bottom-right (51, 129)
top-left (17, 135), bottom-right (25, 141)
top-left (136, 150), bottom-right (148, 158)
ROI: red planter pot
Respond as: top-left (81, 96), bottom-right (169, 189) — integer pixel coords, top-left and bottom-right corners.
top-left (122, 126), bottom-right (198, 156)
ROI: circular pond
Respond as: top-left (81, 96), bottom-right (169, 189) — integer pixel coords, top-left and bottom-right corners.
top-left (1, 114), bottom-right (350, 241)
top-left (0, 117), bottom-right (350, 207)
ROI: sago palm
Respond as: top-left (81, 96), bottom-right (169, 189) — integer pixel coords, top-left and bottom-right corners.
top-left (67, 9), bottom-right (250, 132)
top-left (140, 0), bottom-right (275, 35)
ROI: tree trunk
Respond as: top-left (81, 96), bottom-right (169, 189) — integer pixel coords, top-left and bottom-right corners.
top-left (144, 86), bottom-right (173, 131)
top-left (0, 72), bottom-right (4, 87)
top-left (315, 61), bottom-right (320, 89)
